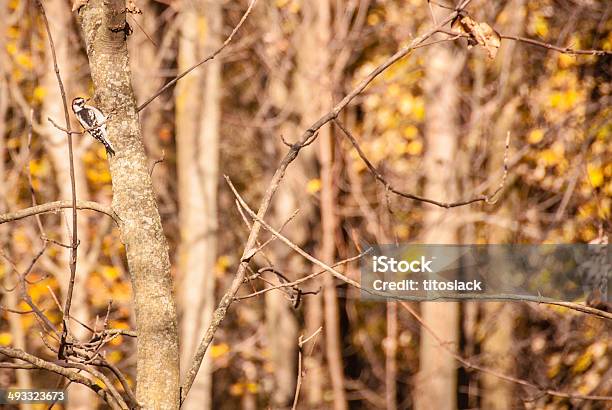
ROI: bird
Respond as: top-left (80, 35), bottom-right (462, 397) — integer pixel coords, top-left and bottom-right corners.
top-left (71, 97), bottom-right (115, 157)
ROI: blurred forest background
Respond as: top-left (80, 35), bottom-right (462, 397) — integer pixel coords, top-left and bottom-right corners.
top-left (0, 0), bottom-right (610, 409)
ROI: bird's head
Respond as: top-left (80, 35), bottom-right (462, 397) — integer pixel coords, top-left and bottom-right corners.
top-left (71, 97), bottom-right (86, 112)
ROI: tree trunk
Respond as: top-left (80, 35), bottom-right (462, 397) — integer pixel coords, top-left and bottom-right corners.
top-left (414, 40), bottom-right (464, 410)
top-left (76, 2), bottom-right (180, 408)
top-left (480, 2), bottom-right (524, 406)
top-left (385, 301), bottom-right (398, 410)
top-left (259, 2), bottom-right (310, 406)
top-left (176, 1), bottom-right (222, 409)
top-left (304, 2), bottom-right (349, 409)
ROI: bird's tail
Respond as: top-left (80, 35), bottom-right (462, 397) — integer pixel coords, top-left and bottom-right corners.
top-left (104, 141), bottom-right (116, 157)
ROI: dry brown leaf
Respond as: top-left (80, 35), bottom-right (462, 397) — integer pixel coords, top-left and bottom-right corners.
top-left (126, 0), bottom-right (142, 14)
top-left (71, 0), bottom-right (88, 12)
top-left (451, 14), bottom-right (501, 59)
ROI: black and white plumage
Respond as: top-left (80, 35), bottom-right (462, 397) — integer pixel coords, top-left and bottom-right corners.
top-left (71, 97), bottom-right (115, 157)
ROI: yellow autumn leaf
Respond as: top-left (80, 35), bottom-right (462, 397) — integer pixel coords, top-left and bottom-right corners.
top-left (387, 84), bottom-right (401, 97)
top-left (547, 362), bottom-right (561, 379)
top-left (16, 53), bottom-right (33, 69)
top-left (211, 343), bottom-right (230, 359)
top-left (367, 13), bottom-right (380, 26)
top-left (245, 382), bottom-right (258, 393)
top-left (528, 129), bottom-right (545, 144)
top-left (587, 164), bottom-right (604, 188)
top-left (405, 140), bottom-right (423, 156)
top-left (111, 282), bottom-right (132, 302)
top-left (7, 27), bottom-right (19, 39)
top-left (29, 159), bottom-right (48, 177)
top-left (101, 265), bottom-right (120, 281)
top-left (412, 98), bottom-right (425, 120)
top-left (398, 95), bottom-right (413, 115)
top-left (288, 0), bottom-right (300, 14)
top-left (28, 281), bottom-right (48, 303)
top-left (306, 178), bottom-right (321, 194)
top-left (538, 149), bottom-right (558, 166)
top-left (215, 255), bottom-right (231, 275)
top-left (402, 125), bottom-right (418, 139)
top-left (558, 53), bottom-right (575, 69)
top-left (110, 320), bottom-right (129, 329)
top-left (6, 43), bottom-right (17, 55)
top-left (109, 335), bottom-right (124, 346)
top-left (33, 86), bottom-right (47, 103)
top-left (0, 332), bottom-right (13, 346)
top-left (86, 167), bottom-right (112, 184)
top-left (107, 350), bottom-right (123, 364)
top-left (230, 382), bottom-right (244, 396)
top-left (571, 351), bottom-right (593, 374)
top-left (533, 15), bottom-right (548, 37)
top-left (394, 225), bottom-right (410, 239)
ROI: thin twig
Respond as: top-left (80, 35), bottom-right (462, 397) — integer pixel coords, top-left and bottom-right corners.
top-left (399, 302), bottom-right (612, 401)
top-left (0, 200), bottom-right (118, 225)
top-left (0, 346), bottom-right (120, 409)
top-left (235, 251), bottom-right (369, 301)
top-left (500, 33), bottom-right (612, 55)
top-left (35, 0), bottom-right (79, 359)
top-left (137, 0), bottom-right (258, 112)
top-left (1, 246), bottom-right (60, 336)
top-left (149, 149), bottom-right (165, 176)
top-left (227, 178), bottom-right (612, 320)
top-left (179, 5), bottom-right (507, 399)
top-left (437, 29), bottom-right (612, 55)
top-left (226, 176), bottom-right (362, 289)
top-left (292, 327), bottom-right (323, 410)
top-left (334, 120), bottom-right (510, 207)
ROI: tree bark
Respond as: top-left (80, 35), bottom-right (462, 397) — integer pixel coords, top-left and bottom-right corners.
top-left (176, 1), bottom-right (222, 409)
top-left (414, 39), bottom-right (464, 410)
top-left (304, 2), bottom-right (349, 409)
top-left (76, 1), bottom-right (180, 408)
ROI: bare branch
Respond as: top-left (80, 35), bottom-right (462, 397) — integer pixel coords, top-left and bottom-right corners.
top-left (334, 120), bottom-right (510, 207)
top-left (0, 200), bottom-right (118, 225)
top-left (0, 346), bottom-right (123, 409)
top-left (226, 177), bottom-right (362, 288)
top-left (438, 29), bottom-right (612, 55)
top-left (230, 178), bottom-right (612, 320)
top-left (399, 302), bottom-right (612, 401)
top-left (292, 327), bottom-right (323, 410)
top-left (137, 0), bottom-right (258, 112)
top-left (179, 4), bottom-right (517, 399)
top-left (35, 0), bottom-right (80, 360)
top-left (235, 251), bottom-right (369, 301)
top-left (149, 149), bottom-right (165, 176)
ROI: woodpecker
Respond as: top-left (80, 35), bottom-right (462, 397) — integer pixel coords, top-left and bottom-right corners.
top-left (71, 97), bottom-right (115, 157)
